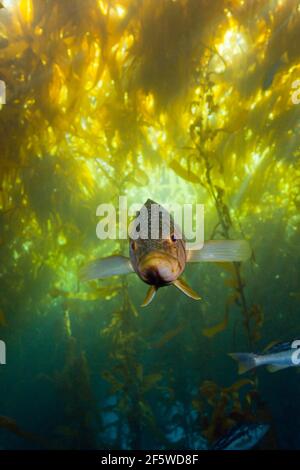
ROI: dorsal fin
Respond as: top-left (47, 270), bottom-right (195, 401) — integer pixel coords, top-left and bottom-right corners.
top-left (173, 278), bottom-right (201, 300)
top-left (141, 286), bottom-right (157, 307)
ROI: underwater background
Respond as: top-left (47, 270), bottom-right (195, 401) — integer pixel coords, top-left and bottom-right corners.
top-left (0, 0), bottom-right (300, 450)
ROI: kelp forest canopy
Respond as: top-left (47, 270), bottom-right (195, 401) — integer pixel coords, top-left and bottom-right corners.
top-left (0, 0), bottom-right (300, 450)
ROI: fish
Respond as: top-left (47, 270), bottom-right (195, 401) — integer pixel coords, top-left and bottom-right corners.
top-left (80, 199), bottom-right (251, 307)
top-left (211, 423), bottom-right (270, 450)
top-left (229, 339), bottom-right (300, 374)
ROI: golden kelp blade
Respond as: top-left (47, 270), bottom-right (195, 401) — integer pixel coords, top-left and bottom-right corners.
top-left (141, 286), bottom-right (157, 307)
top-left (20, 0), bottom-right (34, 23)
top-left (173, 278), bottom-right (201, 300)
top-left (169, 159), bottom-right (201, 183)
top-left (202, 312), bottom-right (229, 338)
top-left (152, 324), bottom-right (185, 348)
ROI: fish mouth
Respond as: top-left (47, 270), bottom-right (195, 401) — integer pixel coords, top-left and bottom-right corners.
top-left (138, 252), bottom-right (179, 286)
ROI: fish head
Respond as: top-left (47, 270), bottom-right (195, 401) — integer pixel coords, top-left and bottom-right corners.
top-left (131, 240), bottom-right (186, 286)
top-left (129, 200), bottom-right (186, 287)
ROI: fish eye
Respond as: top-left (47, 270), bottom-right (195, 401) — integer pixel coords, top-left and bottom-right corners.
top-left (170, 234), bottom-right (177, 243)
top-left (131, 240), bottom-right (137, 250)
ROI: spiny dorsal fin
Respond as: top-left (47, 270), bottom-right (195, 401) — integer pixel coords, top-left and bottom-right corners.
top-left (173, 278), bottom-right (201, 300)
top-left (141, 286), bottom-right (157, 307)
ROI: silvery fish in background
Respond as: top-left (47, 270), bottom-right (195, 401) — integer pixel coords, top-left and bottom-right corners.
top-left (80, 199), bottom-right (251, 307)
top-left (211, 423), bottom-right (270, 450)
top-left (230, 339), bottom-right (300, 374)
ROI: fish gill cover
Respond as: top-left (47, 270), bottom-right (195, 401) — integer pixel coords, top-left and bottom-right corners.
top-left (0, 0), bottom-right (299, 451)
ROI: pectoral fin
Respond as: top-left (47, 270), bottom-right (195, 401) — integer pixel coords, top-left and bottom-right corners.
top-left (187, 240), bottom-right (251, 263)
top-left (141, 286), bottom-right (157, 307)
top-left (173, 278), bottom-right (201, 300)
top-left (79, 255), bottom-right (134, 281)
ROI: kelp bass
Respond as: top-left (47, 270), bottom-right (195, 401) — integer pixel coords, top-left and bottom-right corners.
top-left (80, 199), bottom-right (251, 306)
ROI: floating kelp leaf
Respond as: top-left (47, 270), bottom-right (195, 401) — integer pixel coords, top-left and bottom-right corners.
top-left (133, 168), bottom-right (149, 186)
top-left (251, 304), bottom-right (264, 324)
top-left (20, 0), bottom-right (34, 23)
top-left (215, 262), bottom-right (236, 275)
top-left (0, 415), bottom-right (47, 447)
top-left (124, 169), bottom-right (148, 188)
top-left (138, 400), bottom-right (155, 425)
top-left (224, 278), bottom-right (239, 289)
top-left (48, 63), bottom-right (67, 108)
top-left (200, 380), bottom-right (218, 403)
top-left (152, 324), bottom-right (185, 348)
top-left (63, 311), bottom-right (72, 337)
top-left (129, 299), bottom-right (139, 317)
top-left (169, 160), bottom-right (200, 183)
top-left (198, 376), bottom-right (258, 444)
top-left (101, 310), bottom-right (123, 336)
top-left (227, 108), bottom-right (250, 133)
top-left (249, 304), bottom-right (264, 342)
top-left (101, 371), bottom-right (123, 393)
top-left (202, 311), bottom-right (229, 338)
top-left (226, 379), bottom-right (255, 393)
top-left (142, 373), bottom-right (162, 392)
top-left (0, 2), bottom-right (4, 8)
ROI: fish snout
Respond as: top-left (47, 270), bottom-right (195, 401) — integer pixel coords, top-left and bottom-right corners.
top-left (138, 254), bottom-right (179, 286)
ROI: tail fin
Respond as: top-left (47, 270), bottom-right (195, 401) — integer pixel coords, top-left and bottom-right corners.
top-left (229, 353), bottom-right (257, 374)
